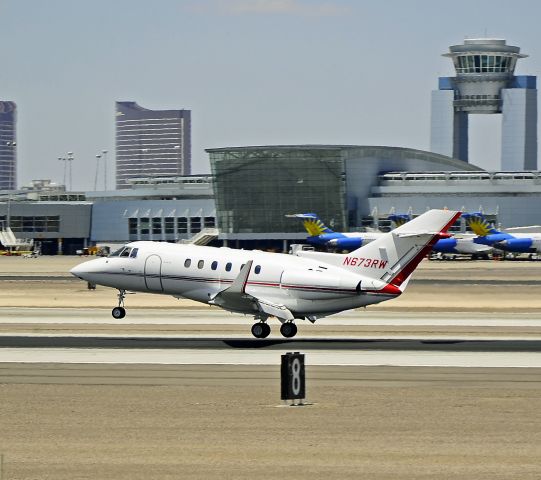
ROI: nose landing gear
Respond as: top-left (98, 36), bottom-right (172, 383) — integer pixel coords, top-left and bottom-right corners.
top-left (111, 289), bottom-right (126, 319)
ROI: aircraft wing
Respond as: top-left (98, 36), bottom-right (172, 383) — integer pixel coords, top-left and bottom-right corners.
top-left (209, 261), bottom-right (295, 321)
top-left (256, 298), bottom-right (295, 321)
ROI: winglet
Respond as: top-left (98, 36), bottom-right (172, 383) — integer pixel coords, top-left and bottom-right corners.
top-left (225, 260), bottom-right (253, 295)
top-left (208, 260), bottom-right (254, 309)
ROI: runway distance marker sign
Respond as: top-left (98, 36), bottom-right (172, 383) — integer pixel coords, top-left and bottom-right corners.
top-left (281, 352), bottom-right (306, 404)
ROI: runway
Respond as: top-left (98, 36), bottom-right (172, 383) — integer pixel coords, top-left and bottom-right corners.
top-left (3, 306), bottom-right (541, 327)
top-left (3, 264), bottom-right (541, 478)
top-left (2, 307), bottom-right (541, 367)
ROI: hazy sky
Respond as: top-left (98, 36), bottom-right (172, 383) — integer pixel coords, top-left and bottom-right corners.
top-left (2, 0), bottom-right (541, 190)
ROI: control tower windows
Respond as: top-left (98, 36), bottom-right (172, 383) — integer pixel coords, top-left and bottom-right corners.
top-left (481, 55), bottom-right (489, 72)
top-left (456, 55), bottom-right (515, 74)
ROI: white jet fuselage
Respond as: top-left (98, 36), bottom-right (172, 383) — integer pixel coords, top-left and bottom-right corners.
top-left (73, 242), bottom-right (394, 317)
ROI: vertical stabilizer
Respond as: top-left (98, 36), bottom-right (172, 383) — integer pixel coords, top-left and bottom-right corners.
top-left (286, 213), bottom-right (334, 235)
top-left (339, 210), bottom-right (460, 287)
top-left (463, 212), bottom-right (500, 236)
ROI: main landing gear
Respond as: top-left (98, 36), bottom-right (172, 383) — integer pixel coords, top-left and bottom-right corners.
top-left (250, 320), bottom-right (298, 338)
top-left (280, 322), bottom-right (297, 338)
top-left (251, 322), bottom-right (271, 339)
top-left (112, 289), bottom-right (126, 319)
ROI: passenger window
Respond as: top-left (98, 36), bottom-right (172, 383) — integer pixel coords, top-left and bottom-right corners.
top-left (184, 258), bottom-right (191, 268)
top-left (129, 248), bottom-right (138, 258)
top-left (198, 260), bottom-right (204, 269)
top-left (254, 265), bottom-right (261, 274)
top-left (120, 248), bottom-right (131, 257)
top-left (225, 262), bottom-right (232, 272)
top-left (211, 261), bottom-right (218, 270)
top-left (240, 264), bottom-right (245, 270)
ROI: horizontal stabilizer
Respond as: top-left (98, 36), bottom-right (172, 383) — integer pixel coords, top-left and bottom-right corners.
top-left (395, 232), bottom-right (438, 238)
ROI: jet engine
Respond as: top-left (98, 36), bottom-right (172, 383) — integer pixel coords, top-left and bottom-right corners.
top-left (432, 237), bottom-right (457, 253)
top-left (495, 238), bottom-right (534, 252)
top-left (280, 268), bottom-right (360, 299)
top-left (326, 237), bottom-right (363, 251)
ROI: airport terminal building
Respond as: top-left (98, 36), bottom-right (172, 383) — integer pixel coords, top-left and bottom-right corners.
top-left (207, 145), bottom-right (482, 246)
top-left (3, 145), bottom-right (541, 253)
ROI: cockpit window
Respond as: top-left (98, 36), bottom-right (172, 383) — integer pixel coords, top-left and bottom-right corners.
top-left (109, 247), bottom-right (125, 257)
top-left (109, 246), bottom-right (137, 258)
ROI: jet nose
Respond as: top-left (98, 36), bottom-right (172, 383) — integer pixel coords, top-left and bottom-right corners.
top-left (70, 258), bottom-right (103, 281)
top-left (70, 262), bottom-right (88, 280)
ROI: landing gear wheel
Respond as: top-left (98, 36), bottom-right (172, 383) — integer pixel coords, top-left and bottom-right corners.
top-left (280, 322), bottom-right (297, 338)
top-left (112, 306), bottom-right (126, 319)
top-left (261, 322), bottom-right (271, 338)
top-left (251, 322), bottom-right (271, 339)
top-left (112, 289), bottom-right (127, 319)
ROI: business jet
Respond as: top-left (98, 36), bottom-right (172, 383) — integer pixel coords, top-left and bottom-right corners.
top-left (289, 212), bottom-right (491, 257)
top-left (71, 209), bottom-right (460, 338)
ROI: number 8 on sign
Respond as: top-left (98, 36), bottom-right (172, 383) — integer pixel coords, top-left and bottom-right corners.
top-left (291, 358), bottom-right (301, 396)
top-left (281, 352), bottom-right (305, 401)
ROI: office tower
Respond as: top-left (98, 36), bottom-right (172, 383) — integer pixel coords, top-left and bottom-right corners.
top-left (116, 101), bottom-right (191, 189)
top-left (0, 101), bottom-right (17, 190)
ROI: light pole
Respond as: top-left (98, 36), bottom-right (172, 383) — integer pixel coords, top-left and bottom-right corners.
top-left (58, 157), bottom-right (67, 187)
top-left (94, 154), bottom-right (101, 191)
top-left (101, 150), bottom-right (108, 191)
top-left (67, 152), bottom-right (74, 191)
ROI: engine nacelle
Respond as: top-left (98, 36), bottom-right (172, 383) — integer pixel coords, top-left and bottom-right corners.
top-left (495, 238), bottom-right (534, 252)
top-left (327, 237), bottom-right (363, 251)
top-left (280, 268), bottom-right (360, 299)
top-left (474, 233), bottom-right (510, 245)
top-left (432, 238), bottom-right (457, 253)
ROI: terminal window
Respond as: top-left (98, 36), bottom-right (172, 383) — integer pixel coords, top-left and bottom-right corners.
top-left (152, 218), bottom-right (162, 235)
top-left (140, 218), bottom-right (150, 235)
top-left (178, 217), bottom-right (188, 234)
top-left (190, 217), bottom-right (201, 234)
top-left (7, 215), bottom-right (60, 233)
top-left (128, 218), bottom-right (138, 235)
top-left (164, 217), bottom-right (175, 234)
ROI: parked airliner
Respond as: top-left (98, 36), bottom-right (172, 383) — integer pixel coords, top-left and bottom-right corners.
top-left (71, 209), bottom-right (460, 338)
top-left (290, 212), bottom-right (491, 257)
top-left (464, 212), bottom-right (541, 254)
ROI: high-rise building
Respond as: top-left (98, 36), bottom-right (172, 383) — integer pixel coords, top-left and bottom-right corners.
top-left (0, 101), bottom-right (17, 190)
top-left (430, 38), bottom-right (537, 170)
top-left (115, 101), bottom-right (191, 189)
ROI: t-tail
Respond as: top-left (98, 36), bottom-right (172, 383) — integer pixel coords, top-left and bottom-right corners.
top-left (337, 209), bottom-right (460, 293)
top-left (286, 213), bottom-right (335, 236)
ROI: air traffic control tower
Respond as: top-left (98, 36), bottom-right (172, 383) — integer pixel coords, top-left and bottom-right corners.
top-left (430, 38), bottom-right (537, 170)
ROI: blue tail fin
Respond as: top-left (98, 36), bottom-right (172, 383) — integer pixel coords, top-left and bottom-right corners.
top-left (388, 213), bottom-right (412, 227)
top-left (286, 213), bottom-right (334, 235)
top-left (462, 212), bottom-right (500, 236)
